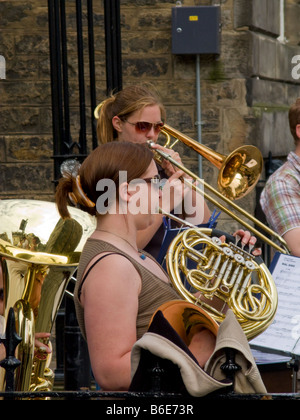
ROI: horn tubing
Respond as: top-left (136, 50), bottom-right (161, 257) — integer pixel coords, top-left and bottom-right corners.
top-left (165, 226), bottom-right (278, 339)
top-left (150, 143), bottom-right (290, 254)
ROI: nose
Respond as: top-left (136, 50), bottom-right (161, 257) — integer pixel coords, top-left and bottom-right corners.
top-left (146, 126), bottom-right (157, 141)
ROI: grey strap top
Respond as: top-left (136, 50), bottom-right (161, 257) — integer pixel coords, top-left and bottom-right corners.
top-left (74, 238), bottom-right (180, 340)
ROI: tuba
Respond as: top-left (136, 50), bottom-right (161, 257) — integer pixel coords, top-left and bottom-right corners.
top-left (0, 199), bottom-right (96, 392)
top-left (147, 124), bottom-right (289, 339)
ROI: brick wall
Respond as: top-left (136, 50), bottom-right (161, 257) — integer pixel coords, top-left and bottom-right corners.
top-left (0, 0), bottom-right (300, 232)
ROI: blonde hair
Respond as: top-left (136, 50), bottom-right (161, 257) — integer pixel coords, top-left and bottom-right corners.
top-left (96, 84), bottom-right (166, 144)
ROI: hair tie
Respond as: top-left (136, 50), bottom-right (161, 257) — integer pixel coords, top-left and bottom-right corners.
top-left (70, 175), bottom-right (95, 208)
top-left (60, 159), bottom-right (95, 209)
top-left (94, 101), bottom-right (104, 119)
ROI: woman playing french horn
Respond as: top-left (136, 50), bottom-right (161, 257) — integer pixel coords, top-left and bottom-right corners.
top-left (55, 141), bottom-right (262, 391)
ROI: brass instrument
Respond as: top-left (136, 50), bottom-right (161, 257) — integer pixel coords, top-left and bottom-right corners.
top-left (0, 199), bottom-right (96, 392)
top-left (165, 226), bottom-right (277, 340)
top-left (149, 124), bottom-right (290, 254)
top-left (160, 124), bottom-right (263, 200)
top-left (147, 124), bottom-right (289, 339)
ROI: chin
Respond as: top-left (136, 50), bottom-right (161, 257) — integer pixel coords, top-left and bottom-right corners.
top-left (138, 215), bottom-right (155, 230)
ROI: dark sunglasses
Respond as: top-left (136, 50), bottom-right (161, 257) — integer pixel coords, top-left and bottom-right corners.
top-left (142, 174), bottom-right (161, 185)
top-left (130, 174), bottom-right (161, 189)
top-left (125, 120), bottom-right (164, 134)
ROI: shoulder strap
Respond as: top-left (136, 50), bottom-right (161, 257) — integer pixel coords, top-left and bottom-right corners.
top-left (77, 252), bottom-right (129, 300)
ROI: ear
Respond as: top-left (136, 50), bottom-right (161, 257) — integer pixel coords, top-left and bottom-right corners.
top-left (119, 181), bottom-right (140, 209)
top-left (296, 124), bottom-right (300, 140)
top-left (118, 182), bottom-right (131, 204)
top-left (112, 116), bottom-right (123, 133)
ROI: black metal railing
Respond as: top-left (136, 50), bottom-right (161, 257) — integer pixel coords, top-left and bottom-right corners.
top-left (0, 308), bottom-right (22, 393)
top-left (48, 0), bottom-right (122, 181)
top-left (47, 0), bottom-right (123, 391)
top-left (48, 0), bottom-right (98, 181)
top-left (2, 308), bottom-right (300, 400)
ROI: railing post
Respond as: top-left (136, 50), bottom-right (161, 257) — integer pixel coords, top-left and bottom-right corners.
top-left (104, 0), bottom-right (122, 94)
top-left (0, 308), bottom-right (22, 393)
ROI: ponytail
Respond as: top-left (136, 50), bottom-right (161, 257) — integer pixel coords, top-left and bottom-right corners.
top-left (55, 161), bottom-right (96, 219)
top-left (96, 96), bottom-right (118, 144)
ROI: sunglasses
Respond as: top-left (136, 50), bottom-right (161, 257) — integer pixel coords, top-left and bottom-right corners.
top-left (125, 120), bottom-right (164, 134)
top-left (142, 174), bottom-right (161, 185)
top-left (130, 174), bottom-right (161, 189)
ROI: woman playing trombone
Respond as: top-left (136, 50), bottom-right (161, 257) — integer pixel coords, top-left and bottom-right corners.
top-left (95, 84), bottom-right (212, 258)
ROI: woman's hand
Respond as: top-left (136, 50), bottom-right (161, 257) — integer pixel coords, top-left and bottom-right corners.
top-left (160, 169), bottom-right (188, 214)
top-left (151, 143), bottom-right (183, 178)
top-left (234, 229), bottom-right (262, 256)
top-left (34, 332), bottom-right (52, 355)
top-left (220, 229), bottom-right (262, 256)
top-left (1, 332), bottom-right (52, 362)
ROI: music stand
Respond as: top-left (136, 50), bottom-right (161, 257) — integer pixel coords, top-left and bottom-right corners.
top-left (250, 252), bottom-right (300, 392)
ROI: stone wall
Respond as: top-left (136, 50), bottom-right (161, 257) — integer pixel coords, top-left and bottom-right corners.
top-left (0, 0), bottom-right (300, 232)
top-left (0, 1), bottom-right (52, 200)
top-left (235, 0), bottom-right (300, 160)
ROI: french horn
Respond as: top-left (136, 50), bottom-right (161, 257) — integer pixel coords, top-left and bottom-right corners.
top-left (164, 225), bottom-right (277, 340)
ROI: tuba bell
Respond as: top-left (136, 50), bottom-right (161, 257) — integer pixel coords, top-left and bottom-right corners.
top-left (0, 199), bottom-right (96, 392)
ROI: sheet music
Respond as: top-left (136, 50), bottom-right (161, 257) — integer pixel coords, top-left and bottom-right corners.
top-left (251, 348), bottom-right (290, 365)
top-left (250, 252), bottom-right (300, 358)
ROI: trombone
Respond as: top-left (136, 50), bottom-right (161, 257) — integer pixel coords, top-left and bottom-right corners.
top-left (148, 123), bottom-right (290, 255)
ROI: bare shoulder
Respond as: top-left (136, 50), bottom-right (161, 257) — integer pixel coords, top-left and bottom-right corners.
top-left (81, 252), bottom-right (142, 299)
top-left (87, 252), bottom-right (139, 275)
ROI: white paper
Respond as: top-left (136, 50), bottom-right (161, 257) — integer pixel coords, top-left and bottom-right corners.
top-left (250, 252), bottom-right (300, 358)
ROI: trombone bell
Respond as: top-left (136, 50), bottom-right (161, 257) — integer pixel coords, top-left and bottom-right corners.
top-left (218, 145), bottom-right (263, 200)
top-left (160, 123), bottom-right (263, 200)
